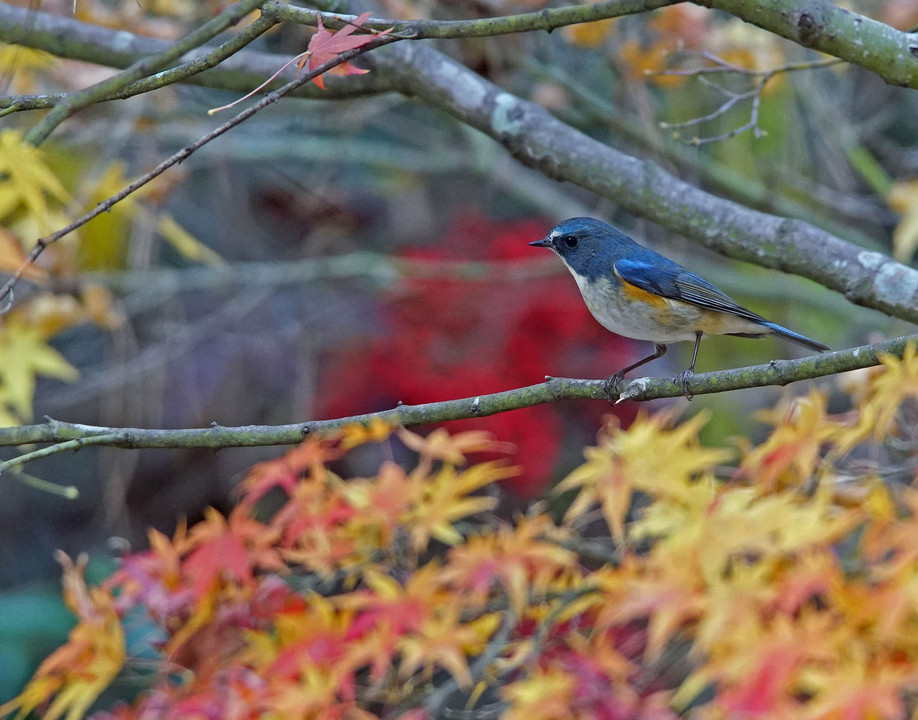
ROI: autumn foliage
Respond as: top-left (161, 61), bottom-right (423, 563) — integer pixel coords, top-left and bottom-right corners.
top-left (3, 346), bottom-right (918, 719)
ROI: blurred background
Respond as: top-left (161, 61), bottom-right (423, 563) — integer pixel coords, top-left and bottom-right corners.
top-left (1, 0), bottom-right (916, 700)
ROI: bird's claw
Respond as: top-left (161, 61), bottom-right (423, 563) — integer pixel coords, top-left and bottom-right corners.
top-left (676, 369), bottom-right (694, 400)
top-left (603, 371), bottom-right (626, 403)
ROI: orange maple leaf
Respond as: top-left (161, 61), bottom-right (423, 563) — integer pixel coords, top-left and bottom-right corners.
top-left (339, 416), bottom-right (396, 450)
top-left (440, 516), bottom-right (576, 615)
top-left (239, 436), bottom-right (339, 507)
top-left (397, 427), bottom-right (515, 466)
top-left (299, 12), bottom-right (391, 90)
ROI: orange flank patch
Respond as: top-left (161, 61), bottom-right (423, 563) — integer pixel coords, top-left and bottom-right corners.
top-left (615, 274), bottom-right (668, 308)
top-left (694, 309), bottom-right (763, 335)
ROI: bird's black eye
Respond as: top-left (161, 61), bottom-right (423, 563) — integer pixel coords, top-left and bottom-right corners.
top-left (561, 234), bottom-right (579, 248)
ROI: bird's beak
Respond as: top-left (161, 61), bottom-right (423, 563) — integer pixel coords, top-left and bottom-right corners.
top-left (529, 237), bottom-right (552, 248)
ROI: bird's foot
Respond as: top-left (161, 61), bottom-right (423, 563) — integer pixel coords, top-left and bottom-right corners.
top-left (675, 369), bottom-right (694, 399)
top-left (603, 371), bottom-right (626, 403)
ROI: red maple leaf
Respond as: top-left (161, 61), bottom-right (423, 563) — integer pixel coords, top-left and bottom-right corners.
top-left (184, 526), bottom-right (252, 601)
top-left (182, 508), bottom-right (283, 600)
top-left (299, 12), bottom-right (390, 90)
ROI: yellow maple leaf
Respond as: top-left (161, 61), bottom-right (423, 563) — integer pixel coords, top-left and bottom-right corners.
top-left (440, 515), bottom-right (577, 615)
top-left (339, 416), bottom-right (397, 450)
top-left (406, 461), bottom-right (509, 550)
top-left (340, 460), bottom-right (420, 548)
top-left (77, 162), bottom-right (135, 271)
top-left (861, 342), bottom-right (918, 440)
top-left (591, 553), bottom-right (707, 660)
top-left (742, 388), bottom-right (836, 489)
top-left (557, 410), bottom-right (731, 540)
top-left (397, 426), bottom-right (514, 466)
top-left (0, 130), bottom-right (72, 234)
top-left (0, 313), bottom-right (78, 424)
top-left (501, 667), bottom-right (576, 720)
top-left (397, 605), bottom-right (500, 688)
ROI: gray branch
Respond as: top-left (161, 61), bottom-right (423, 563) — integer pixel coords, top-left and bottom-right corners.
top-left (267, 0), bottom-right (918, 89)
top-left (1, 336), bottom-right (914, 468)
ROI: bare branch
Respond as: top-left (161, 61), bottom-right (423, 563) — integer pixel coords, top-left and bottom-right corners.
top-left (262, 0), bottom-right (680, 38)
top-left (76, 253), bottom-right (558, 297)
top-left (1, 336), bottom-right (914, 471)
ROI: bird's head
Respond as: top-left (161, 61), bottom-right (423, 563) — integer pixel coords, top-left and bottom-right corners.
top-left (529, 217), bottom-right (636, 281)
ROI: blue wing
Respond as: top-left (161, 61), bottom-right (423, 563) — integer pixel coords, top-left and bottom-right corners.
top-left (613, 256), bottom-right (766, 322)
top-left (613, 256), bottom-right (829, 352)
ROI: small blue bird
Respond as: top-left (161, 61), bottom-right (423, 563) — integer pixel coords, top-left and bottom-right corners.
top-left (530, 217), bottom-right (828, 388)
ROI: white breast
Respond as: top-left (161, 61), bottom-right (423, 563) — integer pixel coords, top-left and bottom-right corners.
top-left (571, 273), bottom-right (706, 344)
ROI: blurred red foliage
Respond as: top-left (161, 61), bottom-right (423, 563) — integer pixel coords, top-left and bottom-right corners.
top-left (316, 213), bottom-right (638, 497)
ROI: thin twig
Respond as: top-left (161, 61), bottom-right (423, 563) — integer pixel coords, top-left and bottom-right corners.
top-left (655, 55), bottom-right (843, 144)
top-left (75, 254), bottom-right (558, 296)
top-left (1, 433), bottom-right (125, 473)
top-left (3, 468), bottom-right (79, 498)
top-left (655, 52), bottom-right (842, 78)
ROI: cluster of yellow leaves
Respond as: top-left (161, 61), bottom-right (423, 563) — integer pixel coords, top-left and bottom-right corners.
top-left (0, 130), bottom-right (73, 237)
top-left (0, 312), bottom-right (79, 426)
top-left (0, 553), bottom-right (124, 720)
top-left (0, 129), bottom-right (218, 426)
top-left (9, 346), bottom-right (918, 720)
top-left (0, 285), bottom-right (128, 426)
top-left (553, 346), bottom-right (918, 718)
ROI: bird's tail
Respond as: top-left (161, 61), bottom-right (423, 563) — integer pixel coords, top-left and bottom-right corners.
top-left (760, 321), bottom-right (829, 352)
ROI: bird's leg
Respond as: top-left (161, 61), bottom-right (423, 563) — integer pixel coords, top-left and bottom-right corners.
top-left (619, 343), bottom-right (668, 377)
top-left (605, 344), bottom-right (668, 398)
top-left (676, 332), bottom-right (703, 398)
